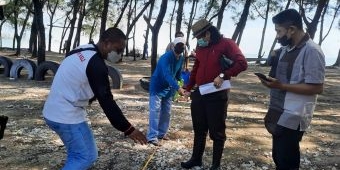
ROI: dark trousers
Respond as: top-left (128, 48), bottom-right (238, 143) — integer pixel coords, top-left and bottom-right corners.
top-left (189, 90), bottom-right (228, 164)
top-left (272, 125), bottom-right (304, 170)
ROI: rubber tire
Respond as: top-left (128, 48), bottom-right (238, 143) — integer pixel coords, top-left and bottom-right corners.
top-left (35, 61), bottom-right (60, 81)
top-left (107, 65), bottom-right (123, 89)
top-left (0, 56), bottom-right (13, 77)
top-left (10, 59), bottom-right (37, 80)
top-left (139, 77), bottom-right (150, 92)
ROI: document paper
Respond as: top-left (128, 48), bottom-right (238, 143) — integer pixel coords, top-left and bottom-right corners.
top-left (198, 80), bottom-right (231, 95)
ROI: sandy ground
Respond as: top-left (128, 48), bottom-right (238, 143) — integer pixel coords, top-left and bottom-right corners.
top-left (0, 50), bottom-right (339, 170)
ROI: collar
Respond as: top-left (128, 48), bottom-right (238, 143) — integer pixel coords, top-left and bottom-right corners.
top-left (92, 43), bottom-right (103, 58)
top-left (286, 33), bottom-right (309, 52)
top-left (293, 33), bottom-right (310, 49)
top-left (172, 50), bottom-right (182, 60)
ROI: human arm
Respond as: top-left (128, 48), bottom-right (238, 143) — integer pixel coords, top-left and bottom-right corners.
top-left (261, 44), bottom-right (325, 95)
top-left (86, 56), bottom-right (146, 144)
top-left (260, 77), bottom-right (323, 95)
top-left (223, 39), bottom-right (248, 77)
top-left (160, 54), bottom-right (182, 91)
top-left (185, 55), bottom-right (199, 91)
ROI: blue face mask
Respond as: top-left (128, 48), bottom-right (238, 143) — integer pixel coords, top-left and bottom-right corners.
top-left (197, 38), bottom-right (208, 47)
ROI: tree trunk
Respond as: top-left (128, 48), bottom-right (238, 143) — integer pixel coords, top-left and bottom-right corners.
top-left (175, 0), bottom-right (184, 33)
top-left (65, 0), bottom-right (80, 53)
top-left (256, 0), bottom-right (271, 64)
top-left (216, 0), bottom-right (229, 30)
top-left (232, 0), bottom-right (251, 42)
top-left (318, 0), bottom-right (328, 45)
top-left (47, 0), bottom-right (59, 52)
top-left (29, 17), bottom-right (38, 58)
top-left (132, 0), bottom-right (137, 61)
top-left (33, 0), bottom-right (46, 65)
top-left (59, 11), bottom-right (71, 54)
top-left (99, 0), bottom-right (109, 36)
top-left (185, 0), bottom-right (198, 50)
top-left (267, 0), bottom-right (291, 63)
top-left (144, 0), bottom-right (168, 74)
top-left (204, 0), bottom-right (216, 19)
top-left (73, 0), bottom-right (86, 49)
top-left (169, 0), bottom-right (177, 42)
top-left (89, 19), bottom-right (97, 42)
top-left (13, 0), bottom-right (31, 56)
top-left (125, 0), bottom-right (133, 57)
top-left (236, 28), bottom-right (244, 45)
top-left (142, 1), bottom-right (155, 60)
top-left (300, 0), bottom-right (328, 39)
top-left (333, 49), bottom-right (340, 67)
top-left (125, 0), bottom-right (154, 51)
top-left (319, 4), bottom-right (339, 46)
top-left (113, 0), bottom-right (130, 28)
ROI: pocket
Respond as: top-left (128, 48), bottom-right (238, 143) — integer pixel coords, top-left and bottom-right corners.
top-left (300, 102), bottom-right (315, 131)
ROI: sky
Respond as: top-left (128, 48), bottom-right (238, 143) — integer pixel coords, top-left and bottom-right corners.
top-left (1, 1), bottom-right (339, 66)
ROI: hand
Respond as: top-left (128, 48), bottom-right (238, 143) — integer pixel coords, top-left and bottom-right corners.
top-left (178, 87), bottom-right (186, 96)
top-left (128, 129), bottom-right (147, 145)
top-left (260, 77), bottom-right (282, 89)
top-left (213, 76), bottom-right (224, 88)
top-left (184, 91), bottom-right (191, 98)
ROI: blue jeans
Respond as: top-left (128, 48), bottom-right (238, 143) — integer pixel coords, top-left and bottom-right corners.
top-left (147, 95), bottom-right (172, 142)
top-left (45, 118), bottom-right (98, 170)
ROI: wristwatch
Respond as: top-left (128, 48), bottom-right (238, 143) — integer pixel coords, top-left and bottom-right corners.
top-left (219, 73), bottom-right (224, 79)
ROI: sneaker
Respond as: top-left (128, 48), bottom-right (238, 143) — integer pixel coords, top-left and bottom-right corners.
top-left (148, 140), bottom-right (161, 146)
top-left (158, 135), bottom-right (170, 140)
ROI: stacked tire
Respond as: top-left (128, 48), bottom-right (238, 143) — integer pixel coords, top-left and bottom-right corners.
top-left (9, 59), bottom-right (37, 80)
top-left (35, 61), bottom-right (59, 81)
top-left (0, 56), bottom-right (12, 77)
top-left (0, 56), bottom-right (124, 90)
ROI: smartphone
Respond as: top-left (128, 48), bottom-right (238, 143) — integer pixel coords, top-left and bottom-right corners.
top-left (254, 72), bottom-right (272, 82)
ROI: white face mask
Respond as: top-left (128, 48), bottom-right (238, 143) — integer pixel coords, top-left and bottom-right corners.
top-left (107, 51), bottom-right (122, 63)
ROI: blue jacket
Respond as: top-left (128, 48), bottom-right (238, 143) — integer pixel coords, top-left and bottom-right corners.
top-left (150, 50), bottom-right (184, 98)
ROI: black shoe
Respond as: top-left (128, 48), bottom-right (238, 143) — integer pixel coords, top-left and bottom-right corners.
top-left (158, 135), bottom-right (170, 140)
top-left (210, 165), bottom-right (221, 170)
top-left (180, 159), bottom-right (202, 169)
top-left (0, 115), bottom-right (8, 140)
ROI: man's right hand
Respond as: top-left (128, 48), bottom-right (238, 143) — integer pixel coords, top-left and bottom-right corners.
top-left (178, 87), bottom-right (186, 96)
top-left (128, 129), bottom-right (147, 145)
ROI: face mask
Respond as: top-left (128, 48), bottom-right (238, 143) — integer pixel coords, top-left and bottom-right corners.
top-left (174, 45), bottom-right (184, 54)
top-left (107, 51), bottom-right (122, 63)
top-left (277, 35), bottom-right (292, 46)
top-left (197, 38), bottom-right (208, 47)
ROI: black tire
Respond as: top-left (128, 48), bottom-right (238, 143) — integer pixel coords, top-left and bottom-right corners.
top-left (0, 56), bottom-right (13, 77)
top-left (107, 65), bottom-right (123, 89)
top-left (35, 61), bottom-right (60, 81)
top-left (139, 77), bottom-right (150, 92)
top-left (10, 59), bottom-right (37, 80)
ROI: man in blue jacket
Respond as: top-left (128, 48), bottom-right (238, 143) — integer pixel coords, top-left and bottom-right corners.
top-left (147, 37), bottom-right (186, 146)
